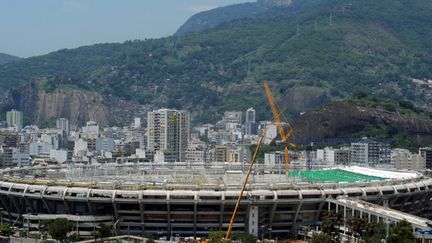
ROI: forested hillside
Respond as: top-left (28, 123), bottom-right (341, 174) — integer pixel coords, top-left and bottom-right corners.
top-left (0, 53), bottom-right (19, 65)
top-left (0, 0), bottom-right (431, 125)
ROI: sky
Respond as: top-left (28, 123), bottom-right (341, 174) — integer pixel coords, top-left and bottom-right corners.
top-left (0, 0), bottom-right (252, 58)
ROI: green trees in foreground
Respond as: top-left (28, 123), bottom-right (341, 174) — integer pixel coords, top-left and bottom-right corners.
top-left (311, 232), bottom-right (331, 243)
top-left (0, 223), bottom-right (14, 237)
top-left (46, 218), bottom-right (73, 242)
top-left (387, 220), bottom-right (415, 243)
top-left (314, 214), bottom-right (415, 243)
top-left (207, 231), bottom-right (256, 243)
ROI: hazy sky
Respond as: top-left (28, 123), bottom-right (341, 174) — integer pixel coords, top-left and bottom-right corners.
top-left (0, 0), bottom-right (252, 57)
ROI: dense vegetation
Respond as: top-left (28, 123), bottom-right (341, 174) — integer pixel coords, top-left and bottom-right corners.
top-left (0, 53), bottom-right (19, 65)
top-left (0, 0), bottom-right (431, 123)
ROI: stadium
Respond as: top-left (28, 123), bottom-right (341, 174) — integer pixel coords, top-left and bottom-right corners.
top-left (0, 163), bottom-right (430, 239)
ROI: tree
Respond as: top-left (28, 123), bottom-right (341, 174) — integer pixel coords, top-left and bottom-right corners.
top-left (0, 223), bottom-right (15, 237)
top-left (207, 231), bottom-right (226, 243)
top-left (231, 232), bottom-right (257, 243)
top-left (46, 218), bottom-right (73, 242)
top-left (387, 220), bottom-right (415, 243)
top-left (95, 223), bottom-right (112, 238)
top-left (311, 233), bottom-right (331, 243)
top-left (68, 232), bottom-right (80, 242)
top-left (321, 211), bottom-right (343, 235)
top-left (364, 222), bottom-right (386, 243)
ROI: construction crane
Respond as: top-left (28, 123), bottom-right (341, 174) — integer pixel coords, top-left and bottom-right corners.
top-left (225, 81), bottom-right (296, 241)
top-left (263, 80), bottom-right (296, 175)
top-left (225, 127), bottom-right (267, 241)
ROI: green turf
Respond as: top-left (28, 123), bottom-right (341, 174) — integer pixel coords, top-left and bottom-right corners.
top-left (289, 169), bottom-right (385, 183)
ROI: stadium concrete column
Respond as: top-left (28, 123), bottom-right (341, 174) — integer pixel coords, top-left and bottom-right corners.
top-left (248, 205), bottom-right (259, 236)
top-left (343, 206), bottom-right (347, 235)
top-left (61, 188), bottom-right (72, 214)
top-left (41, 187), bottom-right (53, 214)
top-left (269, 192), bottom-right (278, 231)
top-left (193, 192), bottom-right (197, 237)
top-left (219, 193), bottom-right (225, 230)
top-left (112, 190), bottom-right (119, 233)
top-left (139, 191), bottom-right (145, 234)
top-left (293, 192), bottom-right (304, 237)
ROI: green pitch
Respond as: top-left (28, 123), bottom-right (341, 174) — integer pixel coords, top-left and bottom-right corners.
top-left (289, 169), bottom-right (384, 183)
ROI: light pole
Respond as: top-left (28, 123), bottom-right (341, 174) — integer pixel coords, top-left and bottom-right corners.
top-left (170, 219), bottom-right (174, 242)
top-left (260, 225), bottom-right (266, 242)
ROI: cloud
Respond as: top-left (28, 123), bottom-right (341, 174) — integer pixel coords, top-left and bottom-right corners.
top-left (185, 4), bottom-right (217, 13)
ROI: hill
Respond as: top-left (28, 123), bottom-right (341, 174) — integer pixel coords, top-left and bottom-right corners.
top-left (176, 0), bottom-right (326, 35)
top-left (0, 53), bottom-right (20, 65)
top-left (292, 96), bottom-right (432, 150)
top-left (0, 0), bottom-right (431, 128)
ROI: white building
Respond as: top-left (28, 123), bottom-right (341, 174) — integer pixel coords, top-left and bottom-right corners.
top-left (265, 151), bottom-right (286, 166)
top-left (82, 121), bottom-right (100, 139)
top-left (258, 122), bottom-right (278, 145)
top-left (95, 138), bottom-right (115, 153)
top-left (350, 138), bottom-right (390, 165)
top-left (29, 142), bottom-right (53, 156)
top-left (74, 138), bottom-right (89, 156)
top-left (245, 107), bottom-right (257, 135)
top-left (223, 111), bottom-right (242, 124)
top-left (147, 109), bottom-right (190, 162)
top-left (56, 118), bottom-right (70, 135)
top-left (49, 149), bottom-right (71, 164)
top-left (316, 147), bottom-right (350, 166)
top-left (133, 117), bottom-right (141, 128)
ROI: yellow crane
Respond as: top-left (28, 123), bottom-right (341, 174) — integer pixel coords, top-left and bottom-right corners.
top-left (225, 128), bottom-right (267, 241)
top-left (225, 80), bottom-right (296, 241)
top-left (263, 80), bottom-right (296, 174)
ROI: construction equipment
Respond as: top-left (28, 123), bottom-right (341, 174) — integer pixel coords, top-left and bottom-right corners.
top-left (225, 126), bottom-right (267, 241)
top-left (225, 81), bottom-right (296, 240)
top-left (263, 80), bottom-right (296, 174)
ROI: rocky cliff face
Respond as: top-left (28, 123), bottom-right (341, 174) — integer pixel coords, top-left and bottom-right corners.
top-left (292, 102), bottom-right (432, 144)
top-left (34, 89), bottom-right (109, 126)
top-left (11, 83), bottom-right (110, 126)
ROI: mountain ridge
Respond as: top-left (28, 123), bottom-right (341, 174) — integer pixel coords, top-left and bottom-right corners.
top-left (0, 53), bottom-right (20, 65)
top-left (175, 0), bottom-right (327, 35)
top-left (0, 0), bottom-right (431, 131)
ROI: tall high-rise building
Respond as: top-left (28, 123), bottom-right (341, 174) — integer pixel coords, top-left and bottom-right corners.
top-left (245, 107), bottom-right (256, 124)
top-left (350, 138), bottom-right (391, 165)
top-left (245, 107), bottom-right (257, 135)
top-left (56, 118), bottom-right (70, 135)
top-left (147, 109), bottom-right (190, 162)
top-left (6, 109), bottom-right (23, 131)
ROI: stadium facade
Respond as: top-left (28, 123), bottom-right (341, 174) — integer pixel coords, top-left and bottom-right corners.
top-left (0, 164), bottom-right (430, 238)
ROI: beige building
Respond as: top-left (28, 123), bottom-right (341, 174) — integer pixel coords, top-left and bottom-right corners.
top-left (391, 149), bottom-right (425, 170)
top-left (6, 109), bottom-right (23, 131)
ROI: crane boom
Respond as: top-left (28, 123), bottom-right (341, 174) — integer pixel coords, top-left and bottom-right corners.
top-left (263, 80), bottom-right (288, 141)
top-left (263, 80), bottom-right (296, 174)
top-left (225, 127), bottom-right (267, 240)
